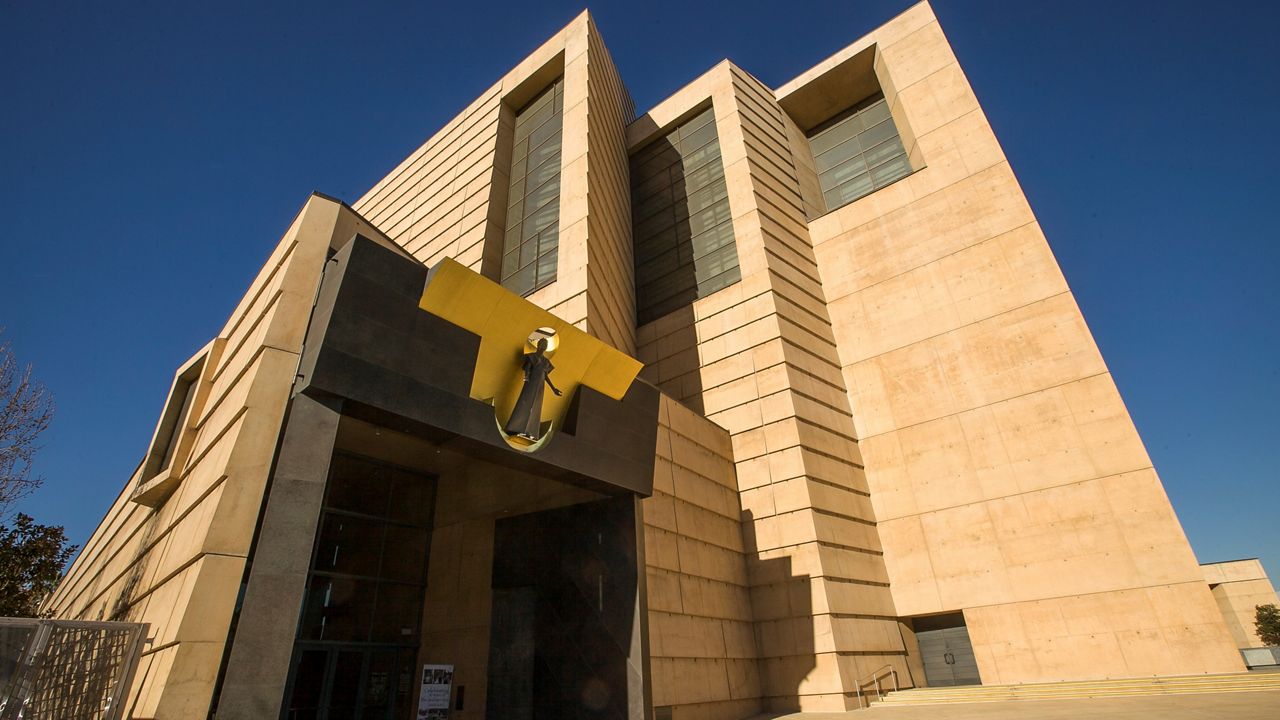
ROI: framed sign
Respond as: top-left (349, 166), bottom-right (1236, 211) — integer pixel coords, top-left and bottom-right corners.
top-left (417, 664), bottom-right (453, 719)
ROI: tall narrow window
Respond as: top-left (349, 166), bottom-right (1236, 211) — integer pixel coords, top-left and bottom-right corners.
top-left (284, 452), bottom-right (436, 719)
top-left (143, 369), bottom-right (198, 482)
top-left (133, 341), bottom-right (219, 507)
top-left (501, 78), bottom-right (564, 296)
top-left (630, 107), bottom-right (739, 326)
top-left (808, 93), bottom-right (911, 211)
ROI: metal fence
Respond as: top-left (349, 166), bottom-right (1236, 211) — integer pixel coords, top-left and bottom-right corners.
top-left (0, 618), bottom-right (148, 720)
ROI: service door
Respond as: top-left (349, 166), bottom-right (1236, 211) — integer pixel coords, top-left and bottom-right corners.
top-left (913, 613), bottom-right (980, 687)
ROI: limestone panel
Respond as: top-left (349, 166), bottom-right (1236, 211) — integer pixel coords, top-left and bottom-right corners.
top-left (878, 468), bottom-right (1217, 619)
top-left (1203, 559), bottom-right (1280, 648)
top-left (844, 292), bottom-right (1108, 438)
top-left (43, 195), bottom-right (379, 716)
top-left (965, 583), bottom-right (1247, 684)
top-left (643, 395), bottom-right (762, 718)
top-left (860, 373), bottom-right (1154, 523)
top-left (802, 0), bottom-right (1242, 684)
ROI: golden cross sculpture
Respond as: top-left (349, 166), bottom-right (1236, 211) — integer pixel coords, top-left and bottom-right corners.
top-left (418, 258), bottom-right (643, 451)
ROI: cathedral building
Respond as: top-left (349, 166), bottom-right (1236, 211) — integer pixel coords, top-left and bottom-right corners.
top-left (45, 3), bottom-right (1249, 718)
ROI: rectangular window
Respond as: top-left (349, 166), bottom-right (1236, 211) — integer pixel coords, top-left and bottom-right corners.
top-left (501, 78), bottom-right (564, 296)
top-left (133, 341), bottom-right (222, 507)
top-left (296, 454), bottom-right (435, 644)
top-left (808, 93), bottom-right (911, 211)
top-left (284, 452), bottom-right (436, 719)
top-left (143, 370), bottom-right (197, 482)
top-left (630, 107), bottom-right (740, 326)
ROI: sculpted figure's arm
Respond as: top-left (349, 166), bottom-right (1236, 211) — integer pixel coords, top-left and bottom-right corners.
top-left (545, 361), bottom-right (563, 397)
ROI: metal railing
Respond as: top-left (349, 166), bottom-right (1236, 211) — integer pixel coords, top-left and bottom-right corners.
top-left (0, 618), bottom-right (149, 720)
top-left (854, 664), bottom-right (899, 709)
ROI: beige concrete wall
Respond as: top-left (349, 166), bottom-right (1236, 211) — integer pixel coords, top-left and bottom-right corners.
top-left (351, 75), bottom-right (503, 271)
top-left (353, 11), bottom-right (636, 353)
top-left (631, 60), bottom-right (904, 711)
top-left (1204, 559), bottom-right (1280, 648)
top-left (43, 195), bottom-right (394, 718)
top-left (644, 395), bottom-right (761, 720)
top-left (794, 1), bottom-right (1243, 683)
top-left (47, 4), bottom-right (1255, 715)
top-left (582, 21), bottom-right (638, 355)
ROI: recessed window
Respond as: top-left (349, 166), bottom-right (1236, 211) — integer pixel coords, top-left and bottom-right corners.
top-left (145, 371), bottom-right (197, 481)
top-left (630, 107), bottom-right (740, 326)
top-left (140, 355), bottom-right (204, 483)
top-left (133, 342), bottom-right (218, 507)
top-left (500, 77), bottom-right (564, 296)
top-left (808, 93), bottom-right (911, 211)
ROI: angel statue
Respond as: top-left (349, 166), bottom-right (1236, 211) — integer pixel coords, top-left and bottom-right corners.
top-left (504, 337), bottom-right (562, 441)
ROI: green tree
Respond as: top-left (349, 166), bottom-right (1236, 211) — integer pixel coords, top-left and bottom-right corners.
top-left (1256, 604), bottom-right (1280, 647)
top-left (0, 513), bottom-right (76, 616)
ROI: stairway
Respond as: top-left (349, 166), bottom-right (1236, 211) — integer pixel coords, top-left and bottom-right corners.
top-left (869, 671), bottom-right (1280, 707)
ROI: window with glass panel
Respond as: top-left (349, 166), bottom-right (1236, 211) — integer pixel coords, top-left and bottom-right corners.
top-left (283, 452), bottom-right (436, 719)
top-left (501, 78), bottom-right (564, 296)
top-left (808, 93), bottom-right (912, 211)
top-left (296, 453), bottom-right (435, 644)
top-left (630, 107), bottom-right (739, 326)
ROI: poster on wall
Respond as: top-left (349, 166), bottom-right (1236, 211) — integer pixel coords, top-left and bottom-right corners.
top-left (417, 664), bottom-right (454, 720)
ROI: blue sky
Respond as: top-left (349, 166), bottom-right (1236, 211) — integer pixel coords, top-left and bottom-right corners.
top-left (1, 0), bottom-right (1276, 580)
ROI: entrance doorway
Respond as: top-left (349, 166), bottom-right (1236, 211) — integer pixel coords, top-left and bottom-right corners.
top-left (913, 613), bottom-right (980, 687)
top-left (281, 452), bottom-right (437, 719)
top-left (285, 645), bottom-right (418, 719)
top-left (485, 496), bottom-right (639, 720)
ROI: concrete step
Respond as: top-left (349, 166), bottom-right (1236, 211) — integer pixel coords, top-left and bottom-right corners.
top-left (877, 680), bottom-right (1280, 700)
top-left (870, 672), bottom-right (1280, 707)
top-left (873, 681), bottom-right (1280, 701)
top-left (885, 671), bottom-right (1280, 691)
top-left (875, 681), bottom-right (1280, 702)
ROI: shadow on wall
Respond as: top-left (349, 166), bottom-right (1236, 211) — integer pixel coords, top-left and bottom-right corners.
top-left (633, 132), bottom-right (704, 330)
top-left (637, 305), bottom-right (704, 416)
top-left (633, 118), bottom-right (726, 417)
top-left (740, 510), bottom-right (816, 714)
top-left (107, 508), bottom-right (162, 623)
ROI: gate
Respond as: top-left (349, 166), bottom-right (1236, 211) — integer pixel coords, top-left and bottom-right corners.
top-left (0, 618), bottom-right (149, 720)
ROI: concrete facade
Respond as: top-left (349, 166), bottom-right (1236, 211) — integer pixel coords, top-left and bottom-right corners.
top-left (1203, 559), bottom-right (1280, 650)
top-left (42, 194), bottom-right (398, 717)
top-left (44, 4), bottom-right (1250, 719)
top-left (791, 5), bottom-right (1244, 690)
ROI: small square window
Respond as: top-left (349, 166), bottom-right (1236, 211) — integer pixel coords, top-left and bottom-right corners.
top-left (807, 94), bottom-right (912, 212)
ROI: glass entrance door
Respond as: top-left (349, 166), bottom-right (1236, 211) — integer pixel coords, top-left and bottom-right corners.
top-left (281, 452), bottom-right (437, 720)
top-left (285, 645), bottom-right (417, 720)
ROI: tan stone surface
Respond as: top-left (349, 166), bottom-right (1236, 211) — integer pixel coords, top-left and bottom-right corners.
top-left (47, 2), bottom-right (1256, 716)
top-left (42, 195), bottom-right (386, 718)
top-left (631, 55), bottom-right (905, 709)
top-left (802, 0), bottom-right (1242, 684)
top-left (754, 688), bottom-right (1280, 720)
top-left (1203, 559), bottom-right (1280, 648)
top-left (963, 583), bottom-right (1245, 684)
top-left (644, 396), bottom-right (764, 720)
top-left (353, 11), bottom-right (635, 353)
